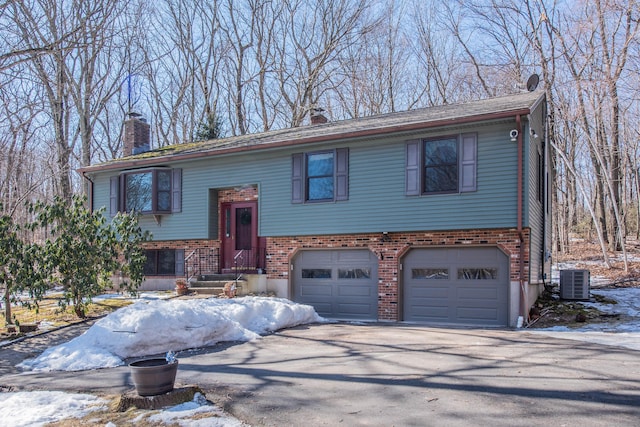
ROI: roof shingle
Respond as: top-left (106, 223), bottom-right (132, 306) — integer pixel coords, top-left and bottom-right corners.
top-left (80, 90), bottom-right (544, 173)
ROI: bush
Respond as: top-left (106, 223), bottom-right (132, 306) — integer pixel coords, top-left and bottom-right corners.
top-left (30, 196), bottom-right (150, 318)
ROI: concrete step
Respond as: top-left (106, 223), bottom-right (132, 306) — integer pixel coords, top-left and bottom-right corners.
top-left (194, 274), bottom-right (238, 282)
top-left (189, 286), bottom-right (225, 296)
top-left (188, 276), bottom-right (246, 296)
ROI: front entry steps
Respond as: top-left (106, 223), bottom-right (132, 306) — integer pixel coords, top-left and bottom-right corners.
top-left (188, 274), bottom-right (245, 296)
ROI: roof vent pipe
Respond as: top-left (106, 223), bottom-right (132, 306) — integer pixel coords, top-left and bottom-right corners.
top-left (310, 107), bottom-right (328, 125)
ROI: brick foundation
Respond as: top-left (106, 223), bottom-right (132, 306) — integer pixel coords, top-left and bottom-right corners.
top-left (266, 228), bottom-right (530, 321)
top-left (141, 228), bottom-right (530, 321)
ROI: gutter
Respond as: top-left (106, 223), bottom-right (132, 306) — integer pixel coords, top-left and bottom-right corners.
top-left (516, 114), bottom-right (527, 324)
top-left (78, 108), bottom-right (533, 175)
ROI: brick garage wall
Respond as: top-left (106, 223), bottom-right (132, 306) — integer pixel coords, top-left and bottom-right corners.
top-left (266, 228), bottom-right (530, 321)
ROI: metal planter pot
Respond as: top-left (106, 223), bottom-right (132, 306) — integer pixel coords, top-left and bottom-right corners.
top-left (129, 358), bottom-right (178, 396)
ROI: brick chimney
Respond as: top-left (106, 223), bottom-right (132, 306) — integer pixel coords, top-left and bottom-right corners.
top-left (310, 107), bottom-right (328, 125)
top-left (123, 112), bottom-right (150, 156)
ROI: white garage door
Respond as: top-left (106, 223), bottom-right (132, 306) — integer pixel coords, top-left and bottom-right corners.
top-left (293, 249), bottom-right (378, 320)
top-left (403, 247), bottom-right (509, 326)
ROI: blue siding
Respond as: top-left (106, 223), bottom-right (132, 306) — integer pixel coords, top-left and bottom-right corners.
top-left (262, 123), bottom-right (519, 236)
top-left (524, 100), bottom-right (549, 283)
top-left (92, 122), bottom-right (524, 240)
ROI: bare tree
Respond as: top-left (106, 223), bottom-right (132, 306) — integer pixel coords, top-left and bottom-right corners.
top-left (329, 1), bottom-right (418, 118)
top-left (250, 0), bottom-right (282, 132)
top-left (145, 0), bottom-right (225, 146)
top-left (0, 84), bottom-right (49, 217)
top-left (541, 0), bottom-right (638, 268)
top-left (7, 0), bottom-right (137, 201)
top-left (275, 0), bottom-right (377, 127)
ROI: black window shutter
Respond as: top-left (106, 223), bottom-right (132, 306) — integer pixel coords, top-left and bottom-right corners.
top-left (335, 148), bottom-right (349, 201)
top-left (171, 168), bottom-right (182, 213)
top-left (109, 176), bottom-right (119, 216)
top-left (460, 133), bottom-right (477, 192)
top-left (291, 153), bottom-right (304, 203)
top-left (119, 174), bottom-right (126, 213)
top-left (405, 140), bottom-right (421, 196)
top-left (175, 249), bottom-right (185, 276)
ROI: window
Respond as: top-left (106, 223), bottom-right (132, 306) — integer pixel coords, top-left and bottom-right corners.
top-left (302, 268), bottom-right (332, 279)
top-left (424, 138), bottom-right (458, 193)
top-left (110, 168), bottom-right (181, 216)
top-left (292, 148), bottom-right (348, 203)
top-left (412, 268), bottom-right (449, 280)
top-left (405, 134), bottom-right (477, 196)
top-left (307, 152), bottom-right (334, 201)
top-left (338, 268), bottom-right (371, 279)
top-left (458, 268), bottom-right (498, 280)
top-left (125, 170), bottom-right (171, 213)
top-left (143, 249), bottom-right (185, 276)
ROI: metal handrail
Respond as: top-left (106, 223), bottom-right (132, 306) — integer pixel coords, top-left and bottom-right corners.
top-left (184, 246), bottom-right (264, 281)
top-left (184, 249), bottom-right (198, 282)
top-left (184, 247), bottom-right (220, 281)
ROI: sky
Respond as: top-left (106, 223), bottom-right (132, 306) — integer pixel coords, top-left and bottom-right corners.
top-left (2, 285), bottom-right (640, 426)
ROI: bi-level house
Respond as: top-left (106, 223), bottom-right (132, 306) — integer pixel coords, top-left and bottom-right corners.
top-left (79, 90), bottom-right (551, 328)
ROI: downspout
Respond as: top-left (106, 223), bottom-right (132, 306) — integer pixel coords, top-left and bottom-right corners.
top-left (79, 171), bottom-right (94, 212)
top-left (516, 115), bottom-right (527, 324)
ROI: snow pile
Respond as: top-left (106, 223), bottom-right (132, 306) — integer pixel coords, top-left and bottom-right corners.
top-left (0, 391), bottom-right (106, 427)
top-left (18, 297), bottom-right (323, 372)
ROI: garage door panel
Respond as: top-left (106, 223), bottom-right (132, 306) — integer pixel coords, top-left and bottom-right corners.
top-left (410, 286), bottom-right (448, 299)
top-left (457, 307), bottom-right (499, 321)
top-left (310, 303), bottom-right (333, 316)
top-left (457, 287), bottom-right (499, 300)
top-left (458, 298), bottom-right (500, 309)
top-left (300, 285), bottom-right (333, 297)
top-left (412, 295), bottom-right (448, 306)
top-left (293, 250), bottom-right (378, 320)
top-left (338, 285), bottom-right (374, 297)
top-left (336, 251), bottom-right (374, 262)
top-left (409, 306), bottom-right (449, 320)
top-left (404, 247), bottom-right (508, 326)
top-left (337, 303), bottom-right (375, 315)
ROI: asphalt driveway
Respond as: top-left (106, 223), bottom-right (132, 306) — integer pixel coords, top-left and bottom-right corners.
top-left (2, 322), bottom-right (640, 426)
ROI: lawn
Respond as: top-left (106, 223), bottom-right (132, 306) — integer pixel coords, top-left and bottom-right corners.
top-left (1, 292), bottom-right (145, 340)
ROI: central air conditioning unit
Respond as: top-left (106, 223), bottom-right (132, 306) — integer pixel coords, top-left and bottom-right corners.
top-left (559, 269), bottom-right (590, 300)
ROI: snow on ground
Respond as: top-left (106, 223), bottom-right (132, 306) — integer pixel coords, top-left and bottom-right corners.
top-left (0, 391), bottom-right (107, 427)
top-left (528, 287), bottom-right (640, 351)
top-left (0, 390), bottom-right (248, 427)
top-left (143, 392), bottom-right (248, 427)
top-left (18, 296), bottom-right (324, 372)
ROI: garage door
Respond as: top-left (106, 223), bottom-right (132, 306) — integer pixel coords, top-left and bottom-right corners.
top-left (403, 247), bottom-right (509, 326)
top-left (293, 249), bottom-right (378, 320)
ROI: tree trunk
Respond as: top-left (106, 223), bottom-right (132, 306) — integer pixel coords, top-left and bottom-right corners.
top-left (4, 286), bottom-right (12, 325)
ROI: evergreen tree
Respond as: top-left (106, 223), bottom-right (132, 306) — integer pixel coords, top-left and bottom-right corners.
top-left (194, 113), bottom-right (223, 142)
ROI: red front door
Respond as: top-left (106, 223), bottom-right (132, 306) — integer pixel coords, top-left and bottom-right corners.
top-left (221, 201), bottom-right (258, 272)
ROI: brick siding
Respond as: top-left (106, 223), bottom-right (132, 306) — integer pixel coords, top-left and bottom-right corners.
top-left (266, 228), bottom-right (530, 320)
